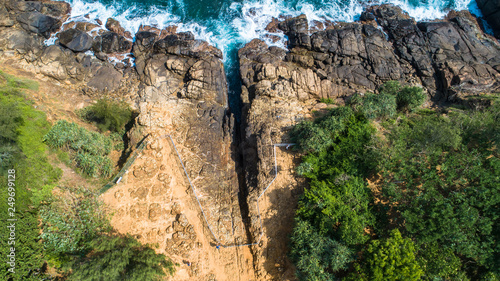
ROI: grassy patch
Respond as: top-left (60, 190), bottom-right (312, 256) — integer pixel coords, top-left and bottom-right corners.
top-left (0, 70), bottom-right (61, 280)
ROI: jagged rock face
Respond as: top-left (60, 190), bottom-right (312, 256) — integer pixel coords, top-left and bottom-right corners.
top-left (476, 0), bottom-right (500, 38)
top-left (131, 31), bottom-right (246, 246)
top-left (2, 0), bottom-right (70, 38)
top-left (244, 5), bottom-right (500, 105)
top-left (369, 5), bottom-right (500, 98)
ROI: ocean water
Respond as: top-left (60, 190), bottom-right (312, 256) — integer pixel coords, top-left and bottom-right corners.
top-left (56, 0), bottom-right (484, 115)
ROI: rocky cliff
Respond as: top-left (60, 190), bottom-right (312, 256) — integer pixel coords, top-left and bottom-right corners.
top-left (1, 0), bottom-right (500, 279)
top-left (477, 0), bottom-right (500, 38)
top-left (239, 4), bottom-right (500, 278)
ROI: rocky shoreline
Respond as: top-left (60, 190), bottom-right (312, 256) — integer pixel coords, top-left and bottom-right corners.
top-left (1, 0), bottom-right (500, 279)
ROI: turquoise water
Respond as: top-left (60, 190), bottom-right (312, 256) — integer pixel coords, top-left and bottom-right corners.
top-left (59, 0), bottom-right (483, 116)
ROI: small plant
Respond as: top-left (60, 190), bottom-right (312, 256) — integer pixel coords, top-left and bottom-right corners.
top-left (319, 97), bottom-right (335, 104)
top-left (78, 98), bottom-right (133, 132)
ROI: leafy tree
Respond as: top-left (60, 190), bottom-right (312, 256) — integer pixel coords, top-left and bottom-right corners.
top-left (289, 219), bottom-right (354, 281)
top-left (379, 109), bottom-right (500, 277)
top-left (418, 242), bottom-right (463, 280)
top-left (298, 177), bottom-right (374, 245)
top-left (69, 235), bottom-right (176, 281)
top-left (351, 229), bottom-right (423, 281)
top-left (291, 107), bottom-right (355, 153)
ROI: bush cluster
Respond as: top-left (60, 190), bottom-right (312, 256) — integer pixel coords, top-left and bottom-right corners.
top-left (44, 120), bottom-right (113, 177)
top-left (289, 85), bottom-right (499, 280)
top-left (78, 98), bottom-right (133, 132)
top-left (349, 81), bottom-right (426, 120)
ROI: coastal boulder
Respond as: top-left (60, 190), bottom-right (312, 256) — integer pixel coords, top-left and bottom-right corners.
top-left (105, 17), bottom-right (131, 38)
top-left (58, 28), bottom-right (93, 52)
top-left (92, 32), bottom-right (132, 53)
top-left (17, 11), bottom-right (60, 38)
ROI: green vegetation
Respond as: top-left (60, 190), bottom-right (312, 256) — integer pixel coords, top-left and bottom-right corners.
top-left (349, 81), bottom-right (426, 119)
top-left (0, 71), bottom-right (61, 280)
top-left (289, 219), bottom-right (353, 281)
top-left (41, 187), bottom-right (177, 280)
top-left (0, 71), bottom-right (176, 280)
top-left (289, 81), bottom-right (499, 280)
top-left (319, 97), bottom-right (335, 104)
top-left (349, 229), bottom-right (423, 280)
top-left (40, 186), bottom-right (111, 256)
top-left (69, 234), bottom-right (176, 281)
top-left (44, 120), bottom-right (113, 177)
top-left (78, 98), bottom-right (133, 132)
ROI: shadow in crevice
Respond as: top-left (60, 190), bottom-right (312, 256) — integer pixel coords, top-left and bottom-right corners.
top-left (117, 111), bottom-right (140, 169)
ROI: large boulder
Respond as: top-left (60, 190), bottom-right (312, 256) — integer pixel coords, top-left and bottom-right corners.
top-left (92, 32), bottom-right (132, 53)
top-left (476, 0), bottom-right (500, 38)
top-left (57, 28), bottom-right (93, 52)
top-left (17, 11), bottom-right (60, 38)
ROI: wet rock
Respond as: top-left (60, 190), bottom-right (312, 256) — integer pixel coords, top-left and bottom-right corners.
top-left (92, 32), bottom-right (132, 54)
top-left (105, 17), bottom-right (124, 35)
top-left (476, 0), bottom-right (500, 38)
top-left (57, 28), bottom-right (93, 52)
top-left (17, 11), bottom-right (60, 38)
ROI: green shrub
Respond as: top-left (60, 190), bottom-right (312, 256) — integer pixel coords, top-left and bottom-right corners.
top-left (0, 101), bottom-right (24, 144)
top-left (378, 80), bottom-right (401, 96)
top-left (349, 229), bottom-right (423, 281)
top-left (79, 98), bottom-right (133, 132)
top-left (75, 152), bottom-right (112, 177)
top-left (319, 97), bottom-right (335, 104)
top-left (396, 86), bottom-right (426, 112)
top-left (69, 235), bottom-right (177, 280)
top-left (40, 186), bottom-right (111, 256)
top-left (350, 92), bottom-right (397, 119)
top-left (289, 219), bottom-right (354, 281)
top-left (290, 107), bottom-right (355, 153)
top-left (44, 120), bottom-right (113, 177)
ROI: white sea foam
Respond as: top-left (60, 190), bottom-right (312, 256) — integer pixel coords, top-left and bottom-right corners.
top-left (50, 0), bottom-right (484, 64)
